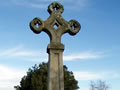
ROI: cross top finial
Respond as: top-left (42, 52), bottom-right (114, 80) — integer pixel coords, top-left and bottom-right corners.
top-left (30, 2), bottom-right (81, 44)
top-left (48, 1), bottom-right (64, 14)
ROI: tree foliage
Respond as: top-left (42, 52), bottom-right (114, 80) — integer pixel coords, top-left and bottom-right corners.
top-left (90, 80), bottom-right (110, 90)
top-left (15, 62), bottom-right (79, 90)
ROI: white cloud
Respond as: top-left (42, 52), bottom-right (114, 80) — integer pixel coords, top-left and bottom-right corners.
top-left (0, 46), bottom-right (41, 57)
top-left (74, 72), bottom-right (103, 80)
top-left (0, 45), bottom-right (47, 62)
top-left (9, 0), bottom-right (88, 9)
top-left (63, 51), bottom-right (103, 61)
top-left (73, 71), bottom-right (120, 81)
top-left (62, 0), bottom-right (89, 9)
top-left (10, 0), bottom-right (51, 8)
top-left (19, 0), bottom-right (48, 8)
top-left (0, 65), bottom-right (25, 90)
top-left (0, 46), bottom-right (104, 62)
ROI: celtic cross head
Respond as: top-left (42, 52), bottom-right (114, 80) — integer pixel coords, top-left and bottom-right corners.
top-left (30, 2), bottom-right (81, 44)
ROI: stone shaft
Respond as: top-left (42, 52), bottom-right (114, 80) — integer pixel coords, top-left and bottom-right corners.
top-left (47, 43), bottom-right (64, 90)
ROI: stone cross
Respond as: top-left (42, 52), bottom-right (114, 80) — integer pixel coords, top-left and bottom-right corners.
top-left (30, 2), bottom-right (81, 90)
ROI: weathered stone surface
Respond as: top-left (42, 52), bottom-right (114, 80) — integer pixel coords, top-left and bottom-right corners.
top-left (30, 1), bottom-right (81, 90)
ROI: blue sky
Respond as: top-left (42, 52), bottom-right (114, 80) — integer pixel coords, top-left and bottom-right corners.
top-left (0, 0), bottom-right (120, 90)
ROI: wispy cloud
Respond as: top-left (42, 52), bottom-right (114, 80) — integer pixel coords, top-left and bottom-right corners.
top-left (0, 65), bottom-right (25, 90)
top-left (11, 0), bottom-right (48, 8)
top-left (61, 0), bottom-right (89, 10)
top-left (0, 45), bottom-right (47, 62)
top-left (73, 71), bottom-right (120, 81)
top-left (0, 46), bottom-right (40, 57)
top-left (8, 0), bottom-right (88, 9)
top-left (0, 46), bottom-right (103, 62)
top-left (0, 45), bottom-right (105, 62)
top-left (63, 51), bottom-right (103, 61)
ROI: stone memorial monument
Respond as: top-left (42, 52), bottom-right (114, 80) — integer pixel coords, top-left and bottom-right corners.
top-left (30, 2), bottom-right (81, 90)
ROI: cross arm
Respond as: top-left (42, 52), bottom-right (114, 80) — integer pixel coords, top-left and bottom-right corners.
top-left (66, 20), bottom-right (81, 36)
top-left (30, 18), bottom-right (44, 34)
